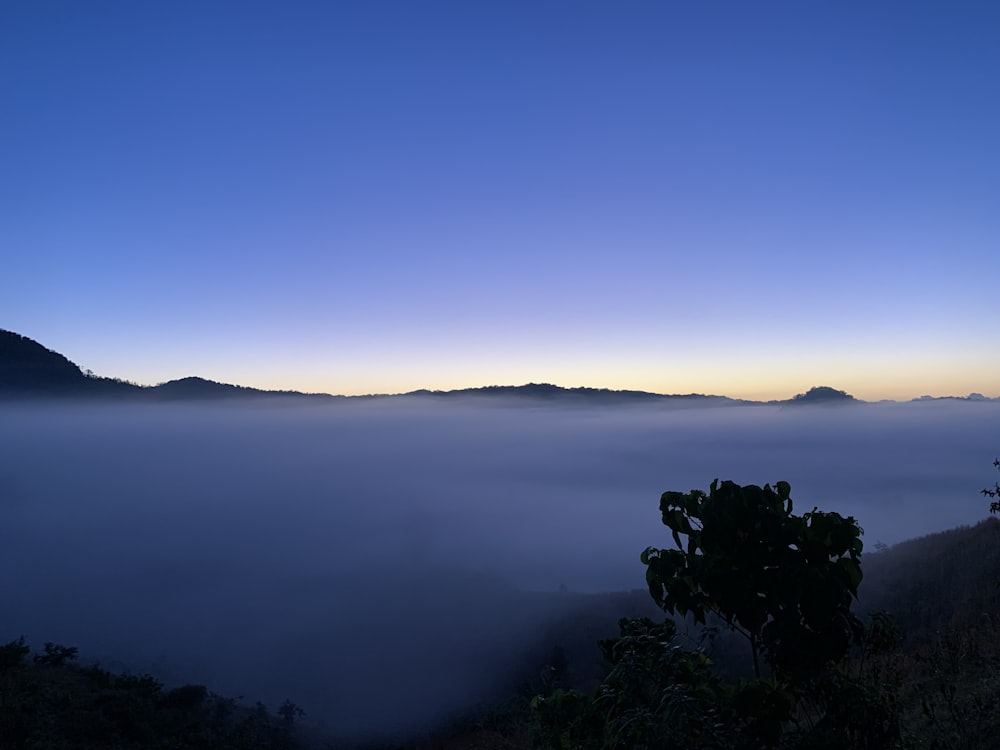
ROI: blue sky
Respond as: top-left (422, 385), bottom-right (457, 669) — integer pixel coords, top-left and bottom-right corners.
top-left (3, 1), bottom-right (998, 399)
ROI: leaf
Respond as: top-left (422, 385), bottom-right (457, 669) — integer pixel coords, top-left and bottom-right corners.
top-left (837, 557), bottom-right (863, 593)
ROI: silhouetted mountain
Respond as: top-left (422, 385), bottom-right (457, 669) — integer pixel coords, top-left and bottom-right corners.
top-left (0, 329), bottom-right (139, 397)
top-left (151, 376), bottom-right (273, 400)
top-left (0, 334), bottom-right (754, 403)
top-left (0, 329), bottom-right (90, 393)
top-left (4, 330), bottom-right (988, 406)
top-left (150, 376), bottom-right (337, 401)
top-left (911, 392), bottom-right (998, 402)
top-left (783, 385), bottom-right (859, 405)
top-left (0, 330), bottom-right (330, 402)
top-left (402, 383), bottom-right (741, 405)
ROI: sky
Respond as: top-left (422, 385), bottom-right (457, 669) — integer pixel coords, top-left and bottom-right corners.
top-left (3, 1), bottom-right (998, 400)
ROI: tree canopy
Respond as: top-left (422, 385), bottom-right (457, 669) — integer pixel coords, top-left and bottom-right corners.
top-left (642, 479), bottom-right (864, 680)
top-left (533, 479), bottom-right (901, 750)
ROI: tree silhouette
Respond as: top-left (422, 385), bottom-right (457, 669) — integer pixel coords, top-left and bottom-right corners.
top-left (642, 479), bottom-right (864, 681)
top-left (983, 458), bottom-right (1000, 513)
top-left (534, 479), bottom-right (900, 750)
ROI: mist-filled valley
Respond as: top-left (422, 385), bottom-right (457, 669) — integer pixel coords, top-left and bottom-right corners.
top-left (2, 396), bottom-right (997, 742)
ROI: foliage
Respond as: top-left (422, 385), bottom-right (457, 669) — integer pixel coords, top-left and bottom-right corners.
top-left (909, 625), bottom-right (1000, 750)
top-left (531, 615), bottom-right (906, 750)
top-left (33, 641), bottom-right (79, 667)
top-left (642, 479), bottom-right (865, 680)
top-left (0, 637), bottom-right (30, 672)
top-left (532, 617), bottom-right (738, 750)
top-left (0, 638), bottom-right (305, 749)
top-left (533, 479), bottom-right (903, 750)
top-left (983, 458), bottom-right (1000, 512)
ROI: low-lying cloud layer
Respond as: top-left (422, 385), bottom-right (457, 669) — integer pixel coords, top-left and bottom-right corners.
top-left (1, 397), bottom-right (996, 739)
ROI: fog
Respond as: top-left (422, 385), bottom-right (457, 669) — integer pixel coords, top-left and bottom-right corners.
top-left (1, 397), bottom-right (996, 740)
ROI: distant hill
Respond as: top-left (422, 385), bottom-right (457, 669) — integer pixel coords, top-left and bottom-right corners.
top-left (5, 329), bottom-right (987, 405)
top-left (911, 392), bottom-right (997, 402)
top-left (784, 385), bottom-right (859, 405)
top-left (860, 517), bottom-right (1000, 642)
top-left (148, 376), bottom-right (337, 402)
top-left (0, 331), bottom-right (749, 403)
top-left (401, 383), bottom-right (742, 406)
top-left (0, 330), bottom-right (330, 402)
top-left (0, 329), bottom-right (107, 395)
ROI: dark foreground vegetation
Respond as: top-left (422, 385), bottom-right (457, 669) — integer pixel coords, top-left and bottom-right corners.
top-left (0, 639), bottom-right (310, 750)
top-left (5, 478), bottom-right (1000, 749)
top-left (531, 479), bottom-right (898, 750)
top-left (417, 488), bottom-right (1000, 750)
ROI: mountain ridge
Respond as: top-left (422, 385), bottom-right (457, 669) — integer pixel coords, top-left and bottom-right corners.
top-left (1, 329), bottom-right (993, 404)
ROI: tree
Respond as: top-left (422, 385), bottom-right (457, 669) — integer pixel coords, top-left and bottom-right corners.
top-left (532, 617), bottom-right (736, 750)
top-left (32, 642), bottom-right (79, 667)
top-left (983, 458), bottom-right (1000, 513)
top-left (533, 479), bottom-right (901, 750)
top-left (642, 479), bottom-right (864, 681)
